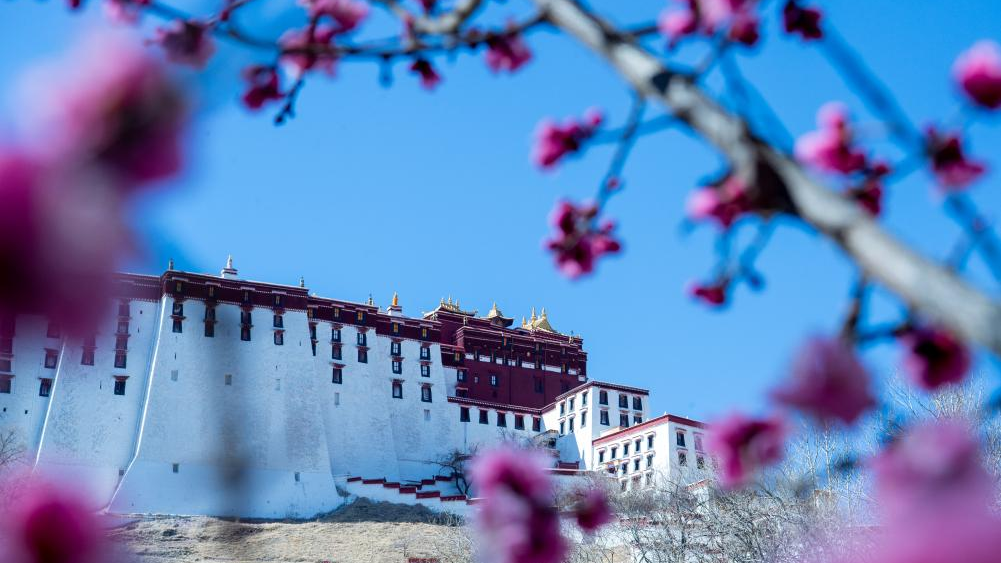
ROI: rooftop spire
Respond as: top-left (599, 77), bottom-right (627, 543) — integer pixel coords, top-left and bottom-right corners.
top-left (299, 276), bottom-right (305, 288)
top-left (392, 292), bottom-right (399, 307)
top-left (167, 257), bottom-right (175, 271)
top-left (221, 255), bottom-right (239, 279)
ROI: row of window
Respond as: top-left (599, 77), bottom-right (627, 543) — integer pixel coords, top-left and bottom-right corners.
top-left (458, 407), bottom-right (542, 431)
top-left (559, 390), bottom-right (643, 416)
top-left (329, 368), bottom-right (433, 402)
top-left (607, 454), bottom-right (655, 475)
top-left (560, 411), bottom-right (643, 435)
top-left (598, 434), bottom-right (656, 463)
top-left (0, 376), bottom-right (124, 396)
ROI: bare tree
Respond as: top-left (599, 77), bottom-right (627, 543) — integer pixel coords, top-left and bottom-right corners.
top-left (432, 448), bottom-right (476, 496)
top-left (0, 427), bottom-right (24, 470)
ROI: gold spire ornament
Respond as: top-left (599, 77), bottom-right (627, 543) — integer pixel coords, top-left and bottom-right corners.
top-left (392, 292), bottom-right (399, 307)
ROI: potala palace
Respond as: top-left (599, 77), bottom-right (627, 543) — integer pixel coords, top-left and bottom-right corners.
top-left (0, 258), bottom-right (707, 518)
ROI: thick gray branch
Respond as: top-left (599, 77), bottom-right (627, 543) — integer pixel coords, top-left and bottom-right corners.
top-left (534, 0), bottom-right (1001, 355)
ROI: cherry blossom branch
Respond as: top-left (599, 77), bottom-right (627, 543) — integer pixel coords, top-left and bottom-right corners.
top-left (533, 0), bottom-right (1001, 356)
top-left (373, 0), bottom-right (485, 35)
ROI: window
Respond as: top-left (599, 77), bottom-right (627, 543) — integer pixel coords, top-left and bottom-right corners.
top-left (420, 364), bottom-right (430, 377)
top-left (599, 390), bottom-right (608, 405)
top-left (598, 451), bottom-right (605, 463)
top-left (600, 411), bottom-right (609, 425)
top-left (424, 409), bottom-right (431, 421)
top-left (623, 444), bottom-right (630, 456)
top-left (309, 324), bottom-right (317, 340)
top-left (0, 359), bottom-right (10, 372)
top-left (619, 395), bottom-right (628, 408)
top-left (332, 346), bottom-right (342, 360)
top-left (240, 327), bottom-right (251, 341)
top-left (273, 314), bottom-right (283, 328)
top-left (118, 302), bottom-right (130, 317)
top-left (497, 412), bottom-right (507, 427)
top-left (420, 327), bottom-right (429, 340)
top-left (634, 439), bottom-right (642, 452)
top-left (171, 370), bottom-right (179, 381)
top-left (532, 417), bottom-right (541, 432)
top-left (171, 319), bottom-right (183, 333)
top-left (46, 322), bottom-right (60, 339)
top-left (620, 481), bottom-right (627, 492)
top-left (581, 411), bottom-right (587, 427)
top-left (648, 435), bottom-right (655, 449)
top-left (534, 378), bottom-right (543, 393)
top-left (456, 388), bottom-right (468, 398)
top-left (205, 307), bottom-right (216, 321)
top-left (334, 392), bottom-right (340, 405)
top-left (392, 381), bottom-right (403, 398)
top-left (569, 417), bottom-right (575, 433)
top-left (357, 332), bottom-right (367, 346)
top-left (332, 328), bottom-right (341, 342)
top-left (490, 374), bottom-right (498, 387)
top-left (559, 402), bottom-right (566, 415)
top-left (676, 432), bottom-right (686, 447)
top-left (0, 337), bottom-right (12, 355)
top-left (634, 458), bottom-right (640, 471)
top-left (357, 349), bottom-right (368, 363)
top-left (678, 452), bottom-right (688, 466)
top-left (633, 396), bottom-right (643, 410)
top-left (391, 322), bottom-right (399, 335)
top-left (582, 391), bottom-right (588, 406)
top-left (697, 455), bottom-right (706, 469)
top-left (479, 410), bottom-right (489, 424)
top-left (0, 376), bottom-right (11, 394)
top-left (633, 415), bottom-right (643, 424)
top-left (621, 463), bottom-right (628, 475)
top-left (117, 321), bottom-right (129, 335)
top-left (695, 435), bottom-right (704, 451)
top-left (39, 378), bottom-right (52, 397)
top-left (224, 374), bottom-right (233, 386)
top-left (420, 346), bottom-right (431, 360)
top-left (391, 341), bottom-right (401, 356)
top-left (619, 414), bottom-right (629, 427)
top-left (569, 398), bottom-right (575, 410)
top-left (611, 447), bottom-right (618, 459)
top-left (274, 332), bottom-right (284, 345)
top-left (204, 321), bottom-right (215, 337)
top-left (172, 302), bottom-right (183, 316)
top-left (113, 378), bottom-right (127, 395)
top-left (114, 351), bottom-right (127, 369)
top-left (81, 348), bottom-right (94, 366)
top-left (172, 463), bottom-right (179, 474)
top-left (392, 360), bottom-right (402, 374)
top-left (460, 407), bottom-right (470, 422)
top-left (44, 349), bottom-right (58, 369)
top-left (514, 415), bottom-right (525, 430)
top-left (240, 311), bottom-right (252, 325)
top-left (421, 386), bottom-right (432, 403)
top-left (332, 367), bottom-right (342, 384)
top-left (647, 455), bottom-right (654, 468)
top-left (457, 369), bottom-right (467, 382)
top-left (559, 421), bottom-right (565, 435)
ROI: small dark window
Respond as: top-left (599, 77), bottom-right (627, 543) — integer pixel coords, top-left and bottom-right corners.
top-left (118, 302), bottom-right (130, 317)
top-left (391, 341), bottom-right (401, 356)
top-left (309, 324), bottom-right (317, 340)
top-left (490, 374), bottom-right (499, 387)
top-left (172, 319), bottom-right (183, 333)
top-left (457, 370), bottom-right (467, 382)
top-left (113, 379), bottom-right (127, 395)
top-left (204, 323), bottom-right (215, 337)
top-left (420, 364), bottom-right (430, 377)
top-left (172, 301), bottom-right (183, 316)
top-left (115, 336), bottom-right (128, 351)
top-left (273, 315), bottom-right (283, 328)
top-left (599, 390), bottom-right (608, 405)
top-left (332, 328), bottom-right (341, 342)
top-left (240, 311), bottom-right (252, 325)
top-left (0, 359), bottom-right (10, 372)
top-left (204, 307), bottom-right (216, 321)
top-left (392, 381), bottom-right (403, 399)
top-left (116, 321), bottom-right (129, 334)
top-left (39, 378), bottom-right (52, 397)
top-left (599, 451), bottom-right (605, 463)
top-left (497, 412), bottom-right (507, 427)
top-left (81, 349), bottom-right (94, 366)
top-left (634, 458), bottom-right (641, 471)
top-left (532, 417), bottom-right (541, 432)
top-left (332, 367), bottom-right (342, 384)
top-left (456, 388), bottom-right (468, 398)
top-left (479, 410), bottom-right (489, 424)
top-left (274, 332), bottom-right (284, 346)
top-left (697, 456), bottom-right (706, 469)
top-left (358, 349), bottom-right (368, 363)
top-left (44, 350), bottom-right (58, 369)
top-left (46, 322), bottom-right (61, 339)
top-left (421, 386), bottom-right (432, 403)
top-left (240, 327), bottom-right (251, 341)
top-left (460, 407), bottom-right (470, 422)
top-left (620, 414), bottom-right (629, 427)
top-left (568, 418), bottom-right (574, 433)
top-left (392, 360), bottom-right (402, 374)
top-left (600, 411), bottom-right (610, 425)
top-left (114, 351), bottom-right (127, 369)
top-left (634, 415), bottom-right (643, 424)
top-left (619, 395), bottom-right (629, 408)
top-left (633, 396), bottom-right (643, 410)
top-left (676, 432), bottom-right (686, 447)
top-left (648, 435), bottom-right (655, 449)
top-left (172, 463), bottom-right (179, 473)
top-left (420, 346), bottom-right (431, 360)
top-left (678, 452), bottom-right (688, 466)
top-left (695, 435), bottom-right (704, 451)
top-left (582, 391), bottom-right (588, 406)
top-left (357, 332), bottom-right (367, 346)
top-left (581, 412), bottom-right (587, 427)
top-left (559, 421), bottom-right (565, 435)
top-left (560, 402), bottom-right (565, 415)
top-left (647, 455), bottom-right (654, 468)
top-left (611, 447), bottom-right (618, 459)
top-left (332, 346), bottom-right (342, 360)
top-left (515, 415), bottom-right (525, 430)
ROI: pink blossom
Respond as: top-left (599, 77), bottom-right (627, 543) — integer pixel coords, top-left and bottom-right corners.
top-left (153, 20), bottom-right (216, 69)
top-left (21, 34), bottom-right (185, 187)
top-left (300, 0), bottom-right (369, 32)
top-left (485, 30), bottom-right (532, 73)
top-left (658, 6), bottom-right (699, 46)
top-left (872, 420), bottom-right (992, 520)
top-left (874, 514), bottom-right (1001, 563)
top-left (706, 412), bottom-right (785, 489)
top-left (795, 102), bottom-right (868, 174)
top-left (0, 481), bottom-right (111, 563)
top-left (686, 175), bottom-right (752, 228)
top-left (727, 10), bottom-right (759, 46)
top-left (279, 25), bottom-right (338, 78)
top-left (687, 281), bottom-right (727, 307)
top-left (409, 59), bottom-right (442, 90)
top-left (954, 40), bottom-right (1001, 110)
top-left (532, 109), bottom-right (603, 169)
top-left (469, 447), bottom-right (567, 563)
top-left (103, 0), bottom-right (149, 23)
top-left (659, 0), bottom-right (760, 46)
top-left (544, 201), bottom-right (622, 279)
top-left (771, 336), bottom-right (876, 425)
top-left (782, 1), bottom-right (823, 40)
top-left (241, 65), bottom-right (284, 110)
top-left (572, 488), bottom-right (614, 532)
top-left (900, 326), bottom-right (970, 391)
top-left (926, 128), bottom-right (986, 189)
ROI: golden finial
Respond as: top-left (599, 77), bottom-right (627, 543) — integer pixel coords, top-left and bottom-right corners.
top-left (392, 292), bottom-right (399, 307)
top-left (440, 297), bottom-right (445, 307)
top-left (521, 316), bottom-right (527, 328)
top-left (456, 299), bottom-right (461, 309)
top-left (367, 294), bottom-right (374, 306)
top-left (447, 296), bottom-right (453, 305)
top-left (530, 307), bottom-right (537, 322)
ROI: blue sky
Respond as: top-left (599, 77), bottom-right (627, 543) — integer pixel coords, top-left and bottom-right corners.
top-left (2, 0), bottom-right (1000, 421)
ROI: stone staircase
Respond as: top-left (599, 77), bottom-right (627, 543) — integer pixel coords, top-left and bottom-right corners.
top-left (341, 474), bottom-right (477, 517)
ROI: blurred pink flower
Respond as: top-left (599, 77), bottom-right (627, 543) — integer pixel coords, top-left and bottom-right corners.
top-left (795, 102), bottom-right (868, 174)
top-left (954, 40), bottom-right (1001, 110)
top-left (926, 128), bottom-right (986, 190)
top-left (727, 10), bottom-right (759, 45)
top-left (872, 420), bottom-right (993, 520)
top-left (241, 65), bottom-right (284, 110)
top-left (772, 336), bottom-right (876, 425)
top-left (153, 20), bottom-right (216, 69)
top-left (544, 201), bottom-right (621, 279)
top-left (21, 34), bottom-right (185, 187)
top-left (532, 109), bottom-right (603, 169)
top-left (301, 0), bottom-right (369, 32)
top-left (707, 412), bottom-right (785, 489)
top-left (687, 280), bottom-right (727, 307)
top-left (103, 0), bottom-right (149, 23)
top-left (0, 481), bottom-right (110, 563)
top-left (782, 1), bottom-right (823, 40)
top-left (279, 25), bottom-right (338, 78)
top-left (900, 325), bottom-right (970, 391)
top-left (572, 488), bottom-right (614, 532)
top-left (659, 0), bottom-right (760, 46)
top-left (409, 59), bottom-right (442, 90)
top-left (485, 30), bottom-right (532, 73)
top-left (686, 175), bottom-right (751, 228)
top-left (875, 513), bottom-right (1001, 563)
top-left (469, 447), bottom-right (567, 563)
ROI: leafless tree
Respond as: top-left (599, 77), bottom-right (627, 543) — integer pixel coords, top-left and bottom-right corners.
top-left (432, 448), bottom-right (476, 496)
top-left (0, 427), bottom-right (25, 470)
